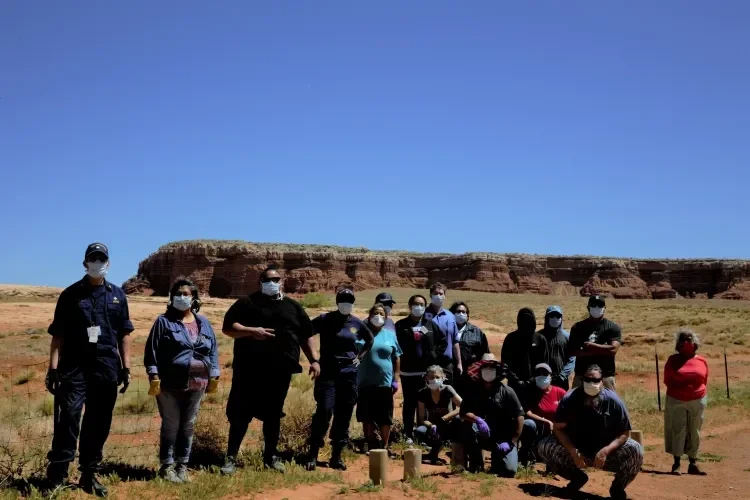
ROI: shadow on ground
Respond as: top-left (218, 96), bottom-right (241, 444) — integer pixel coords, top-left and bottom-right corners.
top-left (519, 482), bottom-right (608, 500)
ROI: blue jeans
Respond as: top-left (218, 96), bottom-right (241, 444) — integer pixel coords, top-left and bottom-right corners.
top-left (520, 418), bottom-right (549, 463)
top-left (156, 390), bottom-right (204, 465)
top-left (415, 417), bottom-right (461, 455)
top-left (461, 421), bottom-right (519, 477)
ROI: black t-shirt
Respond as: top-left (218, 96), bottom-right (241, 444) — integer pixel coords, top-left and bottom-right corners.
top-left (223, 292), bottom-right (313, 374)
top-left (417, 385), bottom-right (458, 421)
top-left (460, 382), bottom-right (525, 442)
top-left (568, 318), bottom-right (622, 377)
top-left (311, 311), bottom-right (373, 375)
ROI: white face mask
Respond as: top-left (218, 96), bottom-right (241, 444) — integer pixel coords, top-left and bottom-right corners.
top-left (261, 281), bottom-right (281, 296)
top-left (411, 305), bottom-right (425, 318)
top-left (583, 381), bottom-right (602, 396)
top-left (370, 315), bottom-right (385, 328)
top-left (172, 295), bottom-right (193, 312)
top-left (427, 378), bottom-right (443, 390)
top-left (338, 303), bottom-right (354, 315)
top-left (481, 368), bottom-right (497, 383)
top-left (431, 294), bottom-right (445, 307)
top-left (455, 312), bottom-right (468, 325)
top-left (86, 261), bottom-right (109, 279)
top-left (535, 375), bottom-right (552, 389)
top-left (548, 317), bottom-right (562, 329)
top-left (589, 307), bottom-right (605, 319)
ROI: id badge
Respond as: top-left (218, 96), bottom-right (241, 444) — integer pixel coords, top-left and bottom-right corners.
top-left (87, 326), bottom-right (101, 343)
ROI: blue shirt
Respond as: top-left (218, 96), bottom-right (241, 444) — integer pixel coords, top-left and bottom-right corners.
top-left (48, 277), bottom-right (134, 382)
top-left (424, 307), bottom-right (458, 360)
top-left (312, 311), bottom-right (373, 375)
top-left (358, 328), bottom-right (402, 388)
top-left (555, 388), bottom-right (632, 456)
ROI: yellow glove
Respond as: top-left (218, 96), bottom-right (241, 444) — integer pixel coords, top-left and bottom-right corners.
top-left (148, 379), bottom-right (161, 397)
top-left (207, 378), bottom-right (219, 394)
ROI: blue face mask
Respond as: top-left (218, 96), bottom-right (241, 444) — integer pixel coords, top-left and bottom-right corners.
top-left (172, 295), bottom-right (193, 311)
top-left (261, 281), bottom-right (281, 296)
top-left (535, 375), bottom-right (551, 389)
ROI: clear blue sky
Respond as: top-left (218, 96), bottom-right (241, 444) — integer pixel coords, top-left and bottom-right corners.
top-left (2, 1), bottom-right (749, 288)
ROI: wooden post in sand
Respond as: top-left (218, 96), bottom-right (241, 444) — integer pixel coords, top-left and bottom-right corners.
top-left (369, 449), bottom-right (388, 485)
top-left (403, 449), bottom-right (422, 480)
top-left (630, 430), bottom-right (643, 445)
top-left (451, 442), bottom-right (465, 468)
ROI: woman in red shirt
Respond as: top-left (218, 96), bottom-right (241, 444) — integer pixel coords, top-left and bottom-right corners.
top-left (519, 363), bottom-right (567, 466)
top-left (663, 329), bottom-right (709, 476)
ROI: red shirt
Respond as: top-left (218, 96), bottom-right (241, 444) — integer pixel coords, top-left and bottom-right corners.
top-left (528, 386), bottom-right (567, 421)
top-left (664, 354), bottom-right (708, 401)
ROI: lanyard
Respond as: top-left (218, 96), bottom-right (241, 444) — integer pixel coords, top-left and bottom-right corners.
top-left (86, 287), bottom-right (109, 328)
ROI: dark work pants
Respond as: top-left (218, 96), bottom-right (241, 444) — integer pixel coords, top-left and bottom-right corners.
top-left (309, 370), bottom-right (358, 448)
top-left (47, 374), bottom-right (118, 477)
top-left (400, 376), bottom-right (425, 439)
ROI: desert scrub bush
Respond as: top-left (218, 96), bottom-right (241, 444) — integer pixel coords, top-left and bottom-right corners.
top-left (299, 293), bottom-right (333, 309)
top-left (191, 409), bottom-right (230, 467)
top-left (117, 392), bottom-right (156, 416)
top-left (278, 384), bottom-right (316, 455)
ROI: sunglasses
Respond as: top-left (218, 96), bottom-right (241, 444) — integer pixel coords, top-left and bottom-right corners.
top-left (582, 376), bottom-right (603, 383)
top-left (86, 253), bottom-right (108, 263)
top-left (589, 302), bottom-right (605, 309)
top-left (548, 313), bottom-right (562, 319)
top-left (260, 277), bottom-right (282, 283)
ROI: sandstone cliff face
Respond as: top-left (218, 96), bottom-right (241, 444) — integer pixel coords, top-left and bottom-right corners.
top-left (123, 240), bottom-right (750, 300)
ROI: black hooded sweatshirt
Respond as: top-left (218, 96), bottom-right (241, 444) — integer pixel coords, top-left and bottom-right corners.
top-left (500, 308), bottom-right (549, 392)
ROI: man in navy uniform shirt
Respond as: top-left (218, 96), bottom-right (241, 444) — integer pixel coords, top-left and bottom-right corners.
top-left (45, 243), bottom-right (134, 496)
top-left (305, 288), bottom-right (373, 471)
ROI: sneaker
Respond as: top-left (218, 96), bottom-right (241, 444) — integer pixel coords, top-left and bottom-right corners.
top-left (79, 473), bottom-right (108, 497)
top-left (264, 456), bottom-right (286, 474)
top-left (671, 461), bottom-right (681, 475)
top-left (688, 463), bottom-right (707, 476)
top-left (405, 438), bottom-right (414, 445)
top-left (159, 464), bottom-right (183, 484)
top-left (220, 456), bottom-right (237, 476)
top-left (175, 463), bottom-right (191, 483)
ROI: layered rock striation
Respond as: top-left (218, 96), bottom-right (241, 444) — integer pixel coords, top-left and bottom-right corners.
top-left (123, 240), bottom-right (750, 300)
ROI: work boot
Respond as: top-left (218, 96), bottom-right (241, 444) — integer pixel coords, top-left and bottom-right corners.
top-left (159, 464), bottom-right (183, 484)
top-left (220, 456), bottom-right (237, 476)
top-left (609, 486), bottom-right (629, 500)
top-left (264, 456), bottom-right (286, 474)
top-left (79, 472), bottom-right (108, 497)
top-left (688, 462), bottom-right (707, 476)
top-left (329, 444), bottom-right (347, 471)
top-left (46, 463), bottom-right (69, 489)
top-left (562, 469), bottom-right (589, 496)
top-left (305, 446), bottom-right (319, 471)
top-left (175, 463), bottom-right (191, 483)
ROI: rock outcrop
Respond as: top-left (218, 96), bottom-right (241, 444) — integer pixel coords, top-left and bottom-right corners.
top-left (127, 240), bottom-right (750, 300)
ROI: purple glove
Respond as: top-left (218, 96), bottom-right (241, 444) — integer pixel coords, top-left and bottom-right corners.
top-left (430, 424), bottom-right (438, 437)
top-left (474, 417), bottom-right (490, 438)
top-left (497, 442), bottom-right (513, 454)
top-left (391, 380), bottom-right (399, 393)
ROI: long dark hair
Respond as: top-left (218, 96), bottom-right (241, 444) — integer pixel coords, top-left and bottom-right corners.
top-left (166, 278), bottom-right (201, 316)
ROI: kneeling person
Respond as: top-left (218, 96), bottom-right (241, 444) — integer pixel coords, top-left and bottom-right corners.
top-left (519, 363), bottom-right (566, 466)
top-left (536, 364), bottom-right (643, 500)
top-left (415, 365), bottom-right (462, 464)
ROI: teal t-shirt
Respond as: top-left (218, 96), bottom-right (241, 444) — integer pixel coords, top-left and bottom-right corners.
top-left (358, 328), bottom-right (402, 388)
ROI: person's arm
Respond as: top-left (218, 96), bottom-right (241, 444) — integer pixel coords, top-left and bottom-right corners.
top-left (118, 334), bottom-right (132, 370)
top-left (594, 431), bottom-right (629, 469)
top-left (144, 318), bottom-right (162, 380)
top-left (663, 356), bottom-right (675, 388)
top-left (581, 340), bottom-right (621, 356)
top-left (442, 387), bottom-right (463, 420)
top-left (480, 330), bottom-right (490, 355)
top-left (222, 300), bottom-right (274, 340)
top-left (451, 320), bottom-right (463, 374)
top-left (356, 322), bottom-right (374, 362)
top-left (526, 409), bottom-right (553, 426)
top-left (207, 320), bottom-right (221, 379)
top-left (417, 401), bottom-right (429, 427)
top-left (298, 306), bottom-right (320, 379)
top-left (560, 335), bottom-right (576, 382)
top-left (49, 335), bottom-right (62, 370)
top-left (553, 423), bottom-right (579, 457)
top-left (511, 416), bottom-right (524, 447)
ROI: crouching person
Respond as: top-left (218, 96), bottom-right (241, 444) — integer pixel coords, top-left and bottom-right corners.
top-left (459, 354), bottom-right (524, 477)
top-left (536, 364), bottom-right (643, 500)
top-left (144, 279), bottom-right (220, 483)
top-left (414, 365), bottom-right (462, 464)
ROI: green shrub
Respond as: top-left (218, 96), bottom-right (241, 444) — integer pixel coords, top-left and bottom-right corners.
top-left (299, 293), bottom-right (333, 309)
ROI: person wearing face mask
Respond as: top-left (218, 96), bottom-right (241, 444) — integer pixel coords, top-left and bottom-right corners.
top-left (424, 283), bottom-right (462, 386)
top-left (664, 329), bottom-right (709, 476)
top-left (394, 294), bottom-right (438, 443)
top-left (568, 296), bottom-right (622, 391)
top-left (501, 308), bottom-right (549, 393)
top-left (460, 354), bottom-right (525, 477)
top-left (220, 267), bottom-right (320, 475)
top-left (538, 306), bottom-right (575, 390)
top-left (44, 243), bottom-right (134, 496)
top-left (356, 304), bottom-right (402, 457)
top-left (144, 279), bottom-right (220, 483)
top-left (372, 292), bottom-right (397, 330)
top-left (304, 288), bottom-right (374, 471)
top-left (415, 365), bottom-right (462, 464)
top-left (519, 363), bottom-right (566, 466)
top-left (537, 364), bottom-right (643, 500)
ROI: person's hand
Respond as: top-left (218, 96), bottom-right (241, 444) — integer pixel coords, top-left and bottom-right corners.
top-left (571, 449), bottom-right (587, 469)
top-left (594, 447), bottom-right (609, 469)
top-left (249, 327), bottom-right (275, 340)
top-left (457, 364), bottom-right (463, 376)
top-left (392, 380), bottom-right (399, 395)
top-left (474, 417), bottom-right (491, 438)
top-left (544, 419), bottom-right (555, 431)
top-left (352, 357), bottom-right (361, 367)
top-left (118, 368), bottom-right (131, 394)
top-left (497, 442), bottom-right (513, 454)
top-left (45, 368), bottom-right (60, 395)
top-left (309, 362), bottom-right (321, 380)
top-left (441, 415), bottom-right (451, 422)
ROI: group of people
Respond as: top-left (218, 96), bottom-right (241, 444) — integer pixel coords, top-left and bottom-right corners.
top-left (41, 243), bottom-right (710, 499)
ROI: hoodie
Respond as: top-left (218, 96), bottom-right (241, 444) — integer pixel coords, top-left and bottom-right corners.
top-left (538, 305), bottom-right (575, 389)
top-left (500, 308), bottom-right (549, 392)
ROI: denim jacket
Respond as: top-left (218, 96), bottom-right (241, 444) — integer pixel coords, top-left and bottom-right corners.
top-left (144, 313), bottom-right (220, 392)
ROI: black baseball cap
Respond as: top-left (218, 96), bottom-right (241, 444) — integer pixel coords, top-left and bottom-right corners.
top-left (588, 295), bottom-right (606, 307)
top-left (336, 288), bottom-right (355, 304)
top-left (85, 243), bottom-right (109, 260)
top-left (375, 292), bottom-right (395, 305)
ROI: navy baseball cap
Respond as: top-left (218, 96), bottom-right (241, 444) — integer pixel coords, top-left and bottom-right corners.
top-left (336, 288), bottom-right (355, 304)
top-left (375, 292), bottom-right (395, 304)
top-left (85, 243), bottom-right (109, 260)
top-left (588, 295), bottom-right (606, 307)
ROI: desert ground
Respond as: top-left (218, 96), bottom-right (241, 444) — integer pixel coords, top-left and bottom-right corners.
top-left (0, 285), bottom-right (749, 499)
